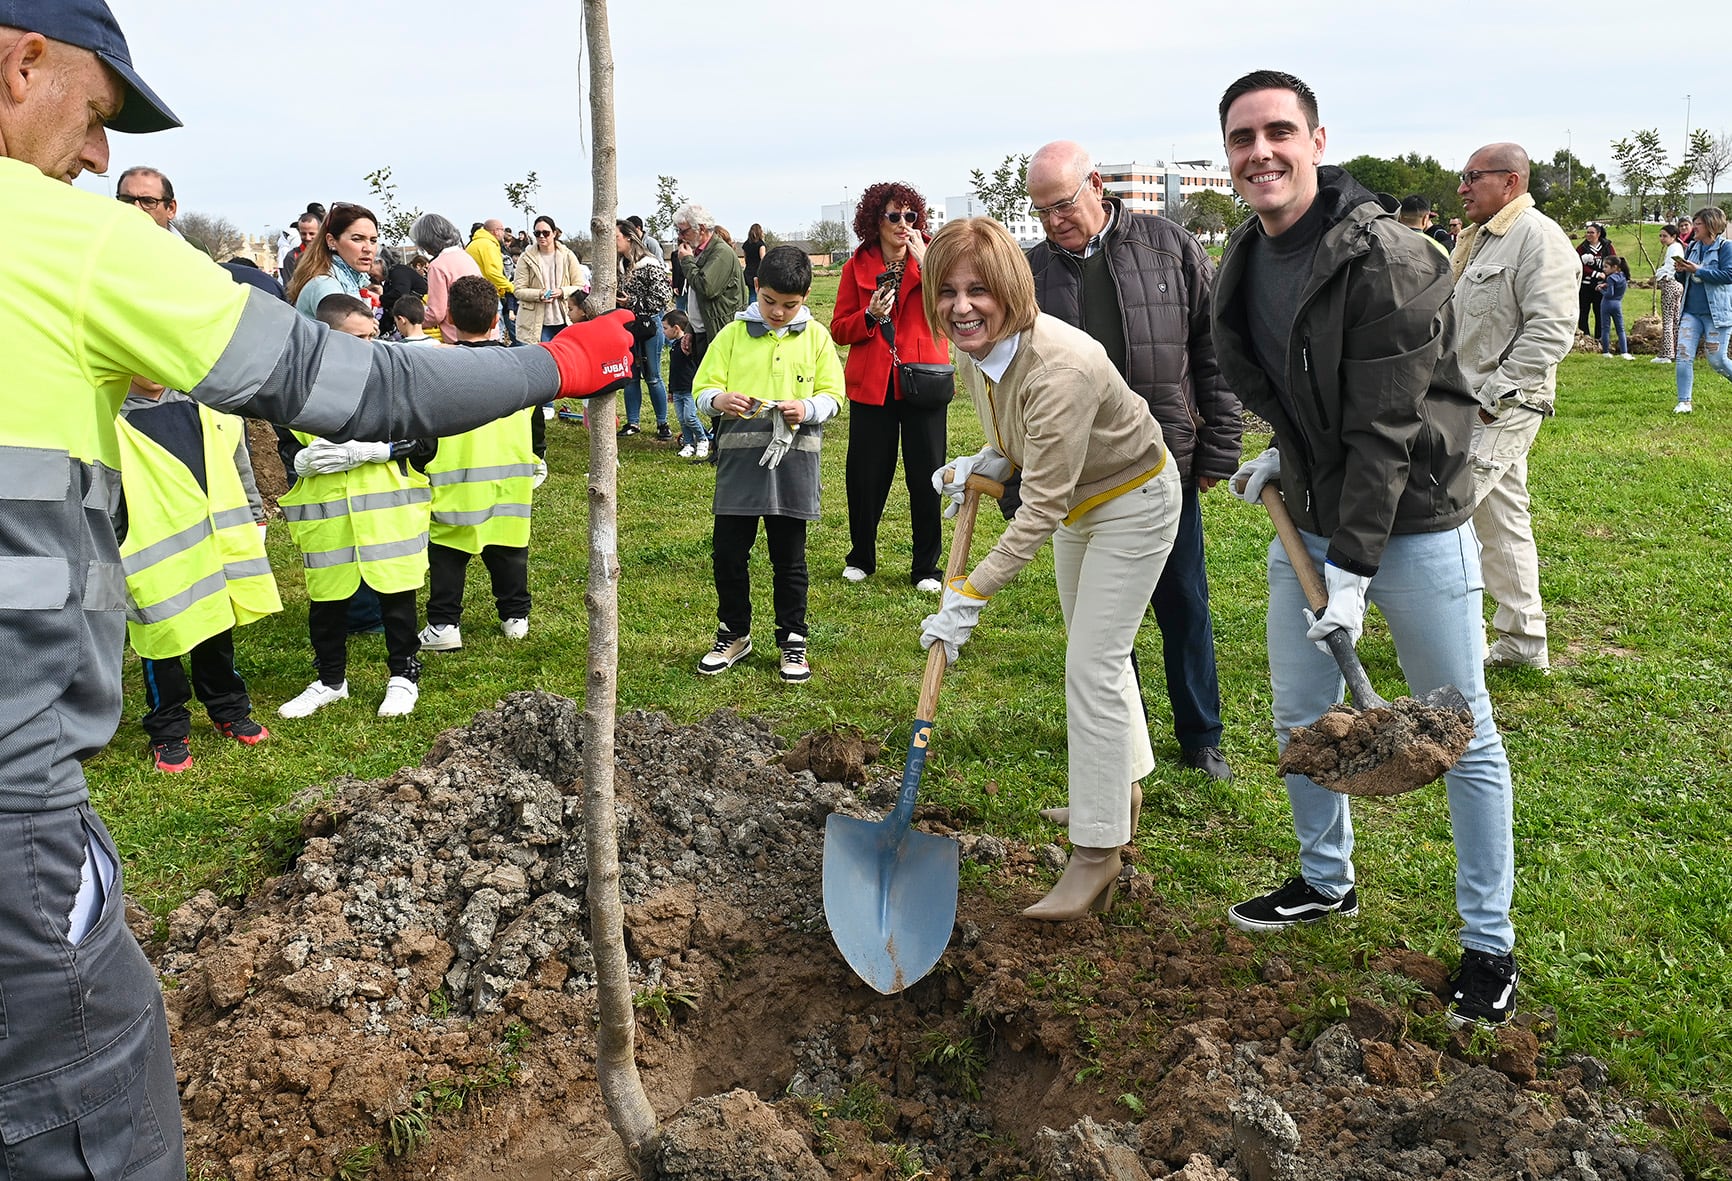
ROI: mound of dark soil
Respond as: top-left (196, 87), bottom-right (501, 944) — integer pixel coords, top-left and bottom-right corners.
top-left (149, 691), bottom-right (1693, 1181)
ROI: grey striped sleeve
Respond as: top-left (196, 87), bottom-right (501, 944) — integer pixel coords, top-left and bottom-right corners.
top-left (187, 288), bottom-right (561, 443)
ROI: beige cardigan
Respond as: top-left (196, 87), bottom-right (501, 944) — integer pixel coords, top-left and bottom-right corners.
top-left (963, 313), bottom-right (1167, 596)
top-left (513, 244), bottom-right (586, 341)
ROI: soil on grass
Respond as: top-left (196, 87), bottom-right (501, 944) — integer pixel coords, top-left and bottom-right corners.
top-left (151, 691), bottom-right (1707, 1181)
top-left (1279, 698), bottom-right (1475, 798)
top-left (245, 418), bottom-right (289, 516)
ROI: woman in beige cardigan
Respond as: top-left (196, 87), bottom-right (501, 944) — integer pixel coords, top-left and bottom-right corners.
top-left (514, 214), bottom-right (589, 343)
top-left (919, 217), bottom-right (1182, 921)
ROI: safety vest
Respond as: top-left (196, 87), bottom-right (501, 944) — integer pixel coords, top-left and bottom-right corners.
top-left (426, 409), bottom-right (536, 553)
top-left (278, 433), bottom-right (431, 600)
top-left (115, 405), bottom-right (281, 659)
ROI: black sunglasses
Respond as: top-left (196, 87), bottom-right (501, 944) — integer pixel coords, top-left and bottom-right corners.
top-left (534, 229), bottom-right (554, 238)
top-left (117, 194), bottom-right (165, 209)
top-left (882, 211), bottom-right (919, 224)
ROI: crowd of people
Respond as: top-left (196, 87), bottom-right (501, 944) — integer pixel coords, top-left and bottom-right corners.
top-left (6, 4), bottom-right (1731, 1176)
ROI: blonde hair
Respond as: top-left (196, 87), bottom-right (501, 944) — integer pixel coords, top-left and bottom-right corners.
top-left (921, 218), bottom-right (1038, 345)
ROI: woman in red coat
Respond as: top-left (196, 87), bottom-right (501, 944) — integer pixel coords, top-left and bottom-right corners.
top-left (831, 182), bottom-right (951, 592)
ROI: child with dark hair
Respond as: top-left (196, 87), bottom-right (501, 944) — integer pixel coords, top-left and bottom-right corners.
top-left (692, 245), bottom-right (842, 682)
top-left (1597, 256), bottom-right (1631, 359)
top-left (662, 308), bottom-right (708, 458)
top-left (391, 294), bottom-right (432, 344)
top-left (416, 274), bottom-right (539, 652)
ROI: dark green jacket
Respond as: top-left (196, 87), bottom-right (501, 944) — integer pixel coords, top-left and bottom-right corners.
top-left (685, 235), bottom-right (748, 336)
top-left (1211, 166), bottom-right (1478, 576)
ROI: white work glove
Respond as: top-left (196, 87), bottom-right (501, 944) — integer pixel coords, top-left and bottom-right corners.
top-left (758, 414), bottom-right (797, 470)
top-left (1231, 447), bottom-right (1281, 505)
top-left (919, 577), bottom-right (988, 665)
top-left (1303, 563), bottom-right (1372, 654)
top-left (346, 440), bottom-right (395, 466)
top-left (294, 439), bottom-right (393, 476)
top-left (932, 448), bottom-right (1013, 518)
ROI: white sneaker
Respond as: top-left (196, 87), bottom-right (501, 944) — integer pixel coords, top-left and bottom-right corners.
top-left (378, 676), bottom-right (419, 717)
top-left (532, 460), bottom-right (548, 489)
top-left (1653, 356), bottom-right (1675, 364)
top-left (915, 577), bottom-right (943, 594)
top-left (677, 443), bottom-right (695, 458)
top-left (500, 617), bottom-right (529, 640)
top-left (694, 439), bottom-right (710, 459)
top-left (278, 679), bottom-right (348, 718)
top-left (1675, 401), bottom-right (1694, 414)
top-left (541, 405), bottom-right (555, 420)
top-left (778, 634), bottom-right (811, 683)
top-left (418, 623), bottom-right (462, 651)
top-left (697, 632), bottom-right (751, 675)
top-left (842, 565), bottom-right (868, 583)
top-left (1620, 353), bottom-right (1635, 360)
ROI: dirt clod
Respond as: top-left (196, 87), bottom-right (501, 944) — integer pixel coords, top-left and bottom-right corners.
top-left (657, 1089), bottom-right (827, 1180)
top-left (1279, 698), bottom-right (1474, 796)
top-left (783, 725), bottom-right (881, 784)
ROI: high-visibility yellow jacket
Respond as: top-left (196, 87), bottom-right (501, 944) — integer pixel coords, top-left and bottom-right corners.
top-left (427, 409), bottom-right (536, 553)
top-left (116, 404), bottom-right (280, 658)
top-left (279, 434), bottom-right (431, 600)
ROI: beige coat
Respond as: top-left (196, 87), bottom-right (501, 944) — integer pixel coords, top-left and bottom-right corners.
top-left (513, 244), bottom-right (586, 341)
top-left (962, 313), bottom-right (1167, 596)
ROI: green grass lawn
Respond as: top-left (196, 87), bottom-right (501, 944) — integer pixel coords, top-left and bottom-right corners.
top-left (90, 274), bottom-right (1732, 1150)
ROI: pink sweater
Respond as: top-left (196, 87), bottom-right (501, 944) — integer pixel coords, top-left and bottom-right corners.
top-left (424, 246), bottom-right (491, 342)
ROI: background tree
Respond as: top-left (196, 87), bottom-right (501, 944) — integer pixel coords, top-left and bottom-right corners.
top-left (645, 174), bottom-right (683, 240)
top-left (1611, 130), bottom-right (1668, 274)
top-left (1177, 189), bottom-right (1237, 239)
top-left (970, 153), bottom-right (1031, 223)
top-left (363, 165), bottom-right (421, 246)
top-left (561, 231), bottom-right (593, 269)
top-left (807, 218), bottom-right (848, 258)
top-left (1685, 129), bottom-right (1732, 206)
top-left (1340, 152), bottom-right (1463, 220)
top-left (579, 0), bottom-right (661, 1174)
top-left (175, 211), bottom-right (243, 260)
top-left (1530, 148), bottom-right (1612, 229)
top-left (1660, 165), bottom-right (1694, 224)
top-left (504, 170), bottom-right (541, 226)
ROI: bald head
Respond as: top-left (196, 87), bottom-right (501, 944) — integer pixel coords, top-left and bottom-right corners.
top-left (1458, 142), bottom-right (1532, 225)
top-left (484, 218), bottom-right (506, 242)
top-left (1027, 140), bottom-right (1107, 252)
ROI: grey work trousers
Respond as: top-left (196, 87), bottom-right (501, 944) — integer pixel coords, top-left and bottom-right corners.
top-left (0, 805), bottom-right (184, 1180)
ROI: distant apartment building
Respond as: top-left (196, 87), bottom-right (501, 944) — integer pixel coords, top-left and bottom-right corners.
top-left (1098, 160), bottom-right (1234, 218)
top-left (941, 195), bottom-right (1043, 246)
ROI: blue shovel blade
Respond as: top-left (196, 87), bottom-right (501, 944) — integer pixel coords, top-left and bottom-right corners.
top-left (823, 813), bottom-right (959, 994)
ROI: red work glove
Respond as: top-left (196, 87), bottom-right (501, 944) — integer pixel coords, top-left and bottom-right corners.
top-left (538, 309), bottom-right (636, 399)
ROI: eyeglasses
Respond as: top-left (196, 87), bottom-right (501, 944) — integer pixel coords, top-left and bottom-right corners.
top-left (882, 211), bottom-right (918, 225)
top-left (534, 229), bottom-right (553, 238)
top-left (1028, 177), bottom-right (1089, 221)
top-left (117, 194), bottom-right (165, 209)
top-left (1459, 169), bottom-right (1515, 186)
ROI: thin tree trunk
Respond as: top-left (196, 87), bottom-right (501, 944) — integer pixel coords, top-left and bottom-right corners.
top-left (580, 0), bottom-right (660, 1173)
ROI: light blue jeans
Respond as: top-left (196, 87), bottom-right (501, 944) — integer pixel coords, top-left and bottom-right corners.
top-left (625, 320), bottom-right (669, 427)
top-left (1674, 312), bottom-right (1732, 404)
top-left (1267, 522), bottom-right (1515, 955)
top-left (670, 391), bottom-right (705, 447)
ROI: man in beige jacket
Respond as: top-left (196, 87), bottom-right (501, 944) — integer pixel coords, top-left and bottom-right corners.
top-left (1451, 144), bottom-right (1579, 672)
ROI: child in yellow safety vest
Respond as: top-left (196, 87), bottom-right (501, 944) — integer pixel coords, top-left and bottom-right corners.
top-left (417, 275), bottom-right (537, 652)
top-left (114, 381), bottom-right (280, 772)
top-left (277, 294), bottom-right (436, 719)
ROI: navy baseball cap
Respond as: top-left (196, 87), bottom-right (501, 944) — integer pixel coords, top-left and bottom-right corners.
top-left (0, 0), bottom-right (180, 133)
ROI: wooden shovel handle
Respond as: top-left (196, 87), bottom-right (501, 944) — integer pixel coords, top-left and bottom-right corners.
top-left (1260, 483), bottom-right (1328, 614)
top-left (917, 474), bottom-right (1006, 718)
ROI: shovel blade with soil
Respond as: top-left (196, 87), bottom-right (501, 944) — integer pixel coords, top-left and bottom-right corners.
top-left (1260, 486), bottom-right (1473, 797)
top-left (823, 475), bottom-right (1002, 994)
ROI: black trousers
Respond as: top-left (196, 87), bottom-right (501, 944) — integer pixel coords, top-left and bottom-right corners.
top-left (140, 629), bottom-right (251, 743)
top-left (843, 391), bottom-right (947, 584)
top-left (713, 514), bottom-right (808, 643)
top-left (1134, 479), bottom-right (1224, 750)
top-left (1578, 283), bottom-right (1602, 338)
top-left (427, 542), bottom-right (531, 626)
top-left (308, 584), bottom-right (421, 686)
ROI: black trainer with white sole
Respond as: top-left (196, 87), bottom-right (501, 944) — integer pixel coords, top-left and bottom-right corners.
top-left (1227, 875), bottom-right (1358, 932)
top-left (1445, 949), bottom-right (1519, 1027)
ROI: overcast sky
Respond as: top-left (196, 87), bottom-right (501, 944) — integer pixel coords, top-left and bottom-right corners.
top-left (80, 0), bottom-right (1730, 245)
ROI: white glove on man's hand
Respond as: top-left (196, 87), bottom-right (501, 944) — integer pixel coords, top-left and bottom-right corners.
top-left (1231, 447), bottom-right (1281, 505)
top-left (345, 440), bottom-right (395, 466)
top-left (1303, 563), bottom-right (1373, 654)
top-left (932, 448), bottom-right (1013, 518)
top-left (294, 440), bottom-right (350, 476)
top-left (919, 577), bottom-right (988, 665)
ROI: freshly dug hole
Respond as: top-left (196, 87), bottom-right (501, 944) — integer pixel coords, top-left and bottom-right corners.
top-left (152, 690), bottom-right (1686, 1180)
top-left (1279, 697), bottom-right (1474, 796)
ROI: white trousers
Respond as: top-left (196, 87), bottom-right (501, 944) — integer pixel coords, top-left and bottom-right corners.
top-left (1469, 407), bottom-right (1548, 663)
top-left (1052, 464), bottom-right (1181, 847)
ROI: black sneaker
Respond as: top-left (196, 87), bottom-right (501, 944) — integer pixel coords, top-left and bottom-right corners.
top-left (1227, 875), bottom-right (1358, 932)
top-left (618, 423), bottom-right (641, 437)
top-left (778, 634), bottom-right (811, 683)
top-left (655, 423), bottom-right (673, 441)
top-left (151, 737), bottom-right (194, 774)
top-left (1445, 949), bottom-right (1519, 1027)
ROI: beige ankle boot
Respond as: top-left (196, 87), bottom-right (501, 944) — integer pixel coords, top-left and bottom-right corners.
top-left (1021, 845), bottom-right (1123, 921)
top-left (1039, 784), bottom-right (1142, 835)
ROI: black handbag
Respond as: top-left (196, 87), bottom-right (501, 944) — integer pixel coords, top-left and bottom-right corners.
top-left (887, 324), bottom-right (954, 410)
